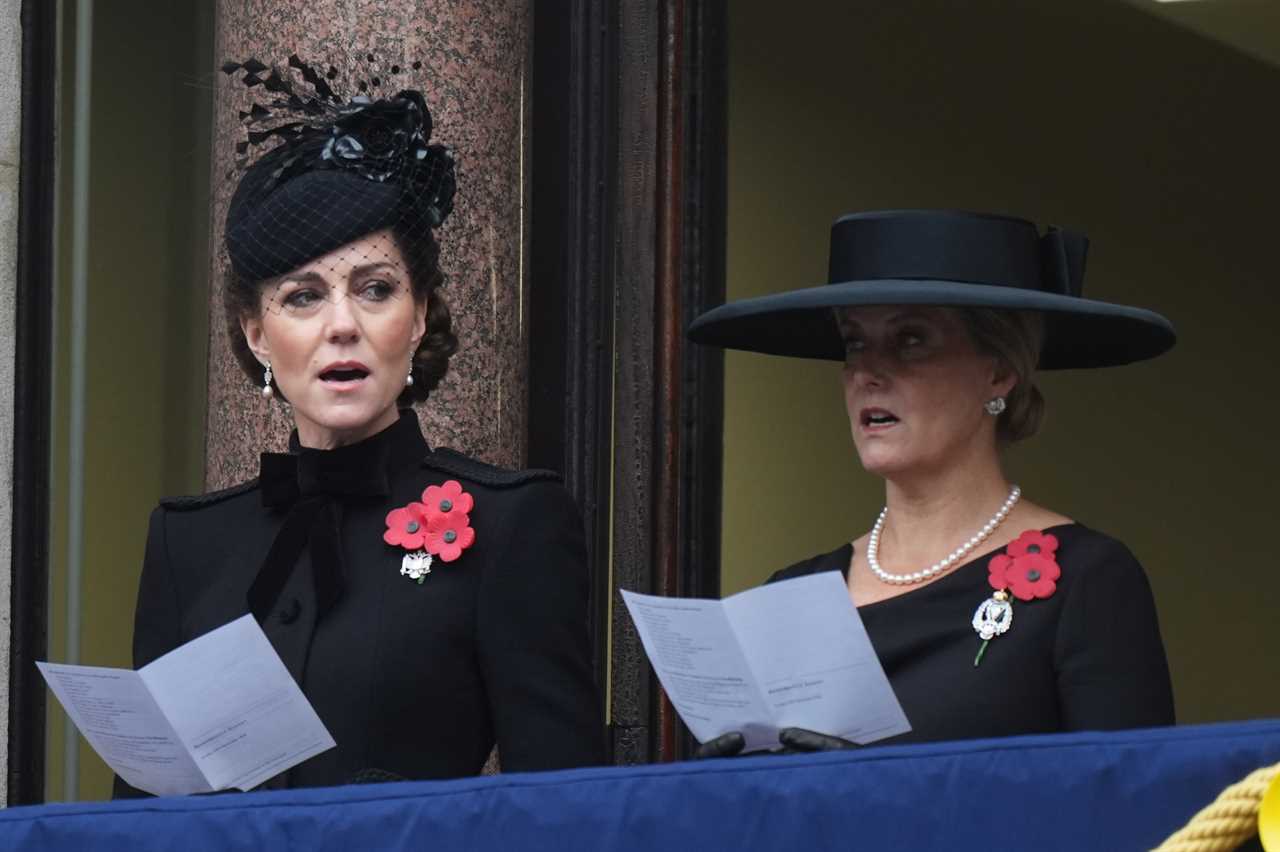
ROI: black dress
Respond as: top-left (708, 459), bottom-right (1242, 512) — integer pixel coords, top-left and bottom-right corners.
top-left (115, 411), bottom-right (604, 795)
top-left (768, 524), bottom-right (1174, 744)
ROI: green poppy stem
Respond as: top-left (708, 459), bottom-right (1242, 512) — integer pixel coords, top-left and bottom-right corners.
top-left (974, 639), bottom-right (990, 667)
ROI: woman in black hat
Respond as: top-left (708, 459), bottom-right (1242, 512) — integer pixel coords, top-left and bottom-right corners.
top-left (115, 60), bottom-right (603, 794)
top-left (690, 210), bottom-right (1175, 753)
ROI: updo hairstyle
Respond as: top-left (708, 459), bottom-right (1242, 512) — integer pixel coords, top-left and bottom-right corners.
top-left (958, 308), bottom-right (1046, 446)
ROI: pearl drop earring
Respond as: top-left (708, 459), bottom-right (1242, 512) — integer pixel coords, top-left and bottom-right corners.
top-left (262, 362), bottom-right (274, 399)
top-left (984, 397), bottom-right (1006, 416)
top-left (406, 358), bottom-right (415, 388)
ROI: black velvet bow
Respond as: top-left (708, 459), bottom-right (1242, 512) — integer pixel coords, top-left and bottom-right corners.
top-left (247, 438), bottom-right (394, 625)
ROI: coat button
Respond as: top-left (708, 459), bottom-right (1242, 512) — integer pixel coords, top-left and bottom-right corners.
top-left (279, 598), bottom-right (302, 625)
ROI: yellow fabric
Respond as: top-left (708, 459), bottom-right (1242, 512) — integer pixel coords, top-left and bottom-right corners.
top-left (1259, 771), bottom-right (1280, 850)
top-left (1151, 763), bottom-right (1280, 852)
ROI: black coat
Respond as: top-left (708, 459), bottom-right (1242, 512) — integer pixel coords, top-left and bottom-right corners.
top-left (115, 412), bottom-right (605, 795)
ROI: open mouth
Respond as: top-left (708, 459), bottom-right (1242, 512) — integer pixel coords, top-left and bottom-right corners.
top-left (861, 409), bottom-right (900, 428)
top-left (320, 365), bottom-right (370, 383)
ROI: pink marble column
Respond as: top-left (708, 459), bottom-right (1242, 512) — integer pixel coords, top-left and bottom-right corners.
top-left (206, 0), bottom-right (529, 488)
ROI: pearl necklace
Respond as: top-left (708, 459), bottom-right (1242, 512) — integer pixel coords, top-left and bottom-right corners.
top-left (866, 485), bottom-right (1021, 585)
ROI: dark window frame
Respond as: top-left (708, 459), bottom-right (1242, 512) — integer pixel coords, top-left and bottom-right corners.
top-left (528, 0), bottom-right (726, 764)
top-left (9, 0), bottom-right (58, 806)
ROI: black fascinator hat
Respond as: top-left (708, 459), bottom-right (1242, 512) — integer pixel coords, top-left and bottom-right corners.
top-left (688, 210), bottom-right (1175, 369)
top-left (219, 55), bottom-right (461, 406)
top-left (221, 56), bottom-right (457, 283)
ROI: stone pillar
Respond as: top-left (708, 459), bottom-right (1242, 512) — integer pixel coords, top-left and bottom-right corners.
top-left (206, 0), bottom-right (530, 488)
top-left (0, 0), bottom-right (21, 804)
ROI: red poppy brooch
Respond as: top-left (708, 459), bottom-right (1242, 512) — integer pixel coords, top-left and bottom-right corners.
top-left (971, 529), bottom-right (1061, 666)
top-left (383, 480), bottom-right (476, 583)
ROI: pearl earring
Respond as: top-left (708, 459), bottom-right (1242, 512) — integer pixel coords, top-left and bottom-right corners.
top-left (406, 359), bottom-right (415, 388)
top-left (984, 397), bottom-right (1006, 416)
top-left (262, 362), bottom-right (274, 399)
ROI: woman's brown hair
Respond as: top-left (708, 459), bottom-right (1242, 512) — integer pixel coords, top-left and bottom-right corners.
top-left (958, 308), bottom-right (1046, 446)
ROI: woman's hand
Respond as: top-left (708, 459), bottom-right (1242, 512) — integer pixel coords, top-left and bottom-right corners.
top-left (694, 731), bottom-right (747, 758)
top-left (777, 727), bottom-right (858, 751)
top-left (694, 728), bottom-right (858, 758)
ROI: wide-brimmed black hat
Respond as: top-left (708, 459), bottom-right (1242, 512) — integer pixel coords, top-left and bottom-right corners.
top-left (688, 210), bottom-right (1175, 369)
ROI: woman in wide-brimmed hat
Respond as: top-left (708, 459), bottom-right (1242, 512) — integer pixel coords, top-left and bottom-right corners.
top-left (690, 209), bottom-right (1175, 754)
top-left (114, 58), bottom-right (604, 795)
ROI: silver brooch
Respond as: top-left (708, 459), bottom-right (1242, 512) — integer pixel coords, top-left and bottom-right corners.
top-left (400, 551), bottom-right (433, 584)
top-left (971, 589), bottom-right (1012, 666)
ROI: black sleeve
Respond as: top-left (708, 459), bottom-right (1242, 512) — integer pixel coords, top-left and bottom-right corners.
top-left (112, 506), bottom-right (184, 799)
top-left (131, 507), bottom-right (184, 668)
top-left (477, 482), bottom-right (607, 771)
top-left (1053, 538), bottom-right (1175, 730)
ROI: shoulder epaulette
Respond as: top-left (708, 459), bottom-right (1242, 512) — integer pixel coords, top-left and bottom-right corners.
top-left (423, 447), bottom-right (562, 489)
top-left (159, 479), bottom-right (260, 510)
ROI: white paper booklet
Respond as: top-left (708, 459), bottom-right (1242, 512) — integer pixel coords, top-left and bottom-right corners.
top-left (621, 571), bottom-right (911, 752)
top-left (38, 614), bottom-right (336, 797)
